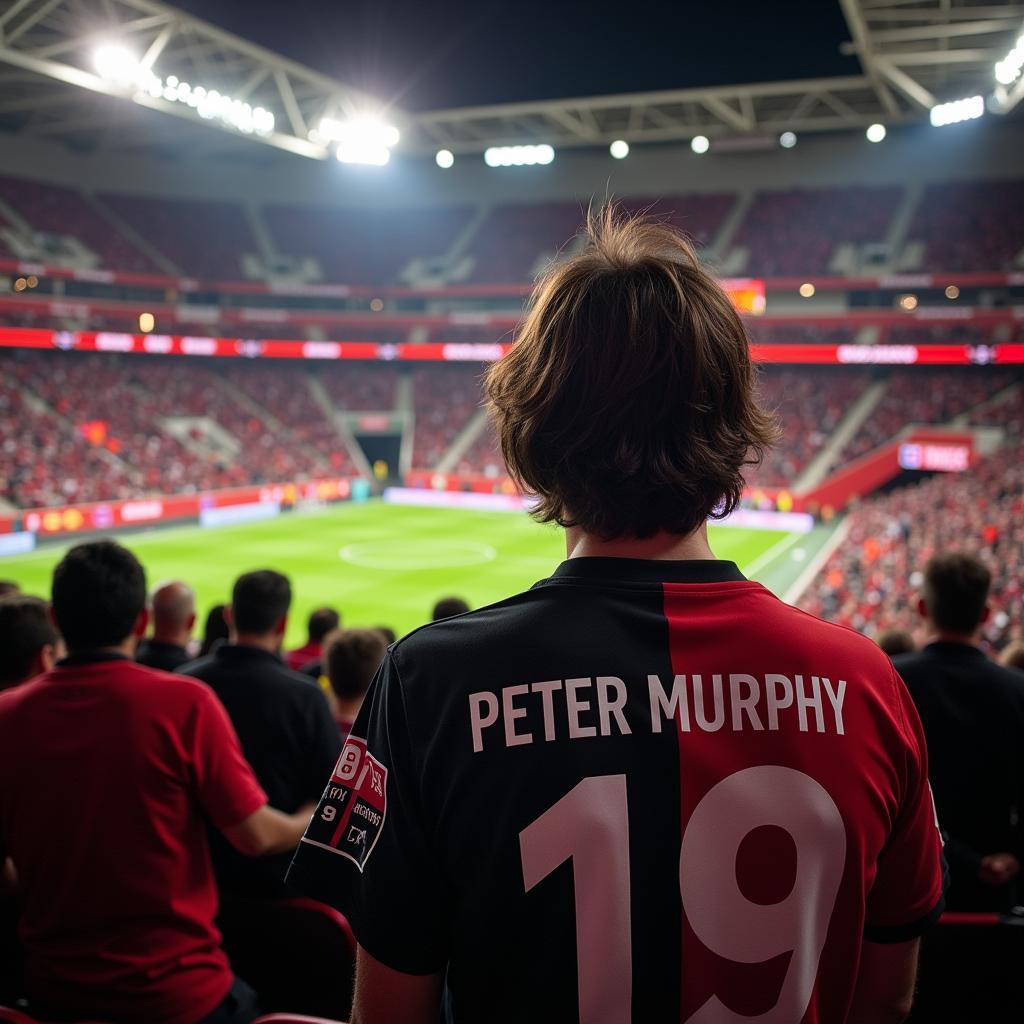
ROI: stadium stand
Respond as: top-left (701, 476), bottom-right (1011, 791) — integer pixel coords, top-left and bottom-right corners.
top-left (264, 204), bottom-right (475, 283)
top-left (0, 175), bottom-right (158, 273)
top-left (411, 365), bottom-right (485, 470)
top-left (316, 363), bottom-right (399, 412)
top-left (729, 186), bottom-right (903, 274)
top-left (908, 180), bottom-right (1024, 272)
top-left (99, 194), bottom-right (259, 279)
top-left (799, 443), bottom-right (1023, 652)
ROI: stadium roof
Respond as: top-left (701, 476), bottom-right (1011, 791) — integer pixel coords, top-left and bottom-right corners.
top-left (0, 0), bottom-right (1020, 162)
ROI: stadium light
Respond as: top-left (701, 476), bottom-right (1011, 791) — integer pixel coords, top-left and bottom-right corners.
top-left (866, 123), bottom-right (886, 143)
top-left (138, 312), bottom-right (155, 333)
top-left (929, 95), bottom-right (984, 127)
top-left (483, 144), bottom-right (555, 167)
top-left (945, 285), bottom-right (960, 300)
top-left (321, 117), bottom-right (400, 165)
top-left (799, 282), bottom-right (815, 298)
top-left (435, 149), bottom-right (455, 168)
top-left (899, 294), bottom-right (919, 311)
top-left (779, 131), bottom-right (797, 149)
top-left (690, 135), bottom-right (710, 155)
top-left (609, 139), bottom-right (630, 159)
top-left (995, 34), bottom-right (1024, 86)
top-left (93, 42), bottom-right (275, 136)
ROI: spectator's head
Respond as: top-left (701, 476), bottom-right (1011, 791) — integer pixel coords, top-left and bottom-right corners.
top-left (486, 207), bottom-right (777, 540)
top-left (0, 580), bottom-right (20, 598)
top-left (227, 570), bottom-right (291, 650)
top-left (875, 628), bottom-right (915, 658)
top-left (199, 603), bottom-right (229, 657)
top-left (375, 625), bottom-right (397, 646)
top-left (150, 580), bottom-right (196, 646)
top-left (919, 552), bottom-right (991, 640)
top-left (323, 628), bottom-right (387, 708)
top-left (51, 540), bottom-right (147, 655)
top-left (1000, 642), bottom-right (1024, 672)
top-left (306, 606), bottom-right (341, 646)
top-left (0, 595), bottom-right (60, 689)
top-left (432, 597), bottom-right (470, 621)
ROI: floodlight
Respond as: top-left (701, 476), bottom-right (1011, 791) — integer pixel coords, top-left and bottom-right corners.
top-left (138, 312), bottom-right (155, 333)
top-left (436, 149), bottom-right (455, 168)
top-left (779, 131), bottom-right (797, 149)
top-left (866, 123), bottom-right (886, 143)
top-left (799, 282), bottom-right (815, 298)
top-left (994, 35), bottom-right (1024, 85)
top-left (929, 95), bottom-right (984, 127)
top-left (691, 135), bottom-right (710, 154)
top-left (610, 139), bottom-right (629, 159)
top-left (945, 285), bottom-right (960, 300)
top-left (482, 145), bottom-right (555, 167)
top-left (93, 44), bottom-right (141, 86)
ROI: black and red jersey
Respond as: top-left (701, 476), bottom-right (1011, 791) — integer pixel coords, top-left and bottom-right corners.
top-left (288, 558), bottom-right (944, 1023)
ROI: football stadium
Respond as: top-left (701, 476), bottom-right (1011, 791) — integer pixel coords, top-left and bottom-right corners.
top-left (1, 0), bottom-right (1023, 1021)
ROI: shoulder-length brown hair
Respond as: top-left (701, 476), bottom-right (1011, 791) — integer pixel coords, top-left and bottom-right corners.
top-left (485, 206), bottom-right (778, 540)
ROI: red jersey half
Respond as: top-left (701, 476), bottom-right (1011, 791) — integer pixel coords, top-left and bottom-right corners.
top-left (289, 558), bottom-right (944, 1023)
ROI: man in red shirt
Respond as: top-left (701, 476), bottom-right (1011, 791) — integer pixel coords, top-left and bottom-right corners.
top-left (288, 210), bottom-right (945, 1024)
top-left (0, 540), bottom-right (313, 1024)
top-left (286, 606), bottom-right (340, 671)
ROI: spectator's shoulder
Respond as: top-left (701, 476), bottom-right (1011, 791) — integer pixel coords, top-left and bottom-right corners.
top-left (176, 654), bottom-right (216, 679)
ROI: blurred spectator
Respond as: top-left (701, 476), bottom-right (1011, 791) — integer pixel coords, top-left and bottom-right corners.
top-left (894, 553), bottom-right (1024, 911)
top-left (375, 626), bottom-right (397, 645)
top-left (180, 571), bottom-right (341, 900)
top-left (322, 628), bottom-right (388, 739)
top-left (0, 540), bottom-right (312, 1023)
top-left (286, 606), bottom-right (341, 671)
top-left (200, 603), bottom-right (230, 657)
top-left (1001, 642), bottom-right (1024, 672)
top-left (136, 580), bottom-right (196, 673)
top-left (0, 596), bottom-right (58, 691)
top-left (875, 628), bottom-right (915, 658)
top-left (432, 596), bottom-right (471, 621)
top-left (0, 582), bottom-right (19, 598)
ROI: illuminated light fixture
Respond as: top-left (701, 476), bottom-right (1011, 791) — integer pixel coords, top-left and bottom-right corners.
top-left (690, 135), bottom-right (710, 154)
top-left (799, 282), bottom-right (816, 298)
top-left (945, 285), bottom-right (960, 300)
top-left (369, 298), bottom-right (385, 312)
top-left (13, 277), bottom-right (27, 292)
top-left (995, 34), bottom-right (1024, 85)
top-left (866, 123), bottom-right (886, 143)
top-left (92, 43), bottom-right (274, 136)
top-left (899, 294), bottom-right (919, 311)
top-left (435, 148), bottom-right (455, 168)
top-left (323, 117), bottom-right (400, 165)
top-left (483, 144), bottom-right (555, 167)
top-left (779, 131), bottom-right (798, 149)
top-left (138, 312), bottom-right (155, 333)
top-left (26, 275), bottom-right (38, 288)
top-left (929, 95), bottom-right (984, 127)
top-left (609, 139), bottom-right (630, 159)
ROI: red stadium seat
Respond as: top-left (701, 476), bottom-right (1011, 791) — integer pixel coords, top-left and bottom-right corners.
top-left (217, 896), bottom-right (355, 1019)
top-left (0, 1010), bottom-right (104, 1024)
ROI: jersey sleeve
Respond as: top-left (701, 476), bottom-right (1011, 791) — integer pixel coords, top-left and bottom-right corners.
top-left (864, 668), bottom-right (946, 942)
top-left (286, 651), bottom-right (450, 974)
top-left (190, 685), bottom-right (268, 830)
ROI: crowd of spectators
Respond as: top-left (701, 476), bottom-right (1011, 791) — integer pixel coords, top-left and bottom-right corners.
top-left (0, 543), bottom-right (464, 1019)
top-left (800, 444), bottom-right (1024, 653)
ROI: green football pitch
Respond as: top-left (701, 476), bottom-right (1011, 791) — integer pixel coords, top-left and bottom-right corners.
top-left (0, 502), bottom-right (831, 646)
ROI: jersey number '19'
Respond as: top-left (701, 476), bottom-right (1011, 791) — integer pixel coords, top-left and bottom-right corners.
top-left (519, 767), bottom-right (846, 1024)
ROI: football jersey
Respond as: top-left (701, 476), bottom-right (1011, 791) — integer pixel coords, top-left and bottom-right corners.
top-left (288, 558), bottom-right (945, 1024)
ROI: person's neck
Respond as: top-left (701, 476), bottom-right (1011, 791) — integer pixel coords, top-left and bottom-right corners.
top-left (565, 524), bottom-right (716, 561)
top-left (232, 633), bottom-right (281, 654)
top-left (69, 638), bottom-right (138, 659)
top-left (928, 630), bottom-right (979, 647)
top-left (150, 630), bottom-right (189, 649)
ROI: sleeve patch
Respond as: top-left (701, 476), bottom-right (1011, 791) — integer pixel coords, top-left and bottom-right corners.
top-left (300, 735), bottom-right (388, 872)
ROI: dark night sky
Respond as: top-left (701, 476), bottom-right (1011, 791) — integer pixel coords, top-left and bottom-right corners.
top-left (171, 1), bottom-right (860, 112)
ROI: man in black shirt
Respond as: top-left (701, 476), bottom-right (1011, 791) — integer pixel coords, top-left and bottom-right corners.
top-left (181, 570), bottom-right (341, 899)
top-left (136, 581), bottom-right (195, 672)
top-left (895, 552), bottom-right (1024, 911)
